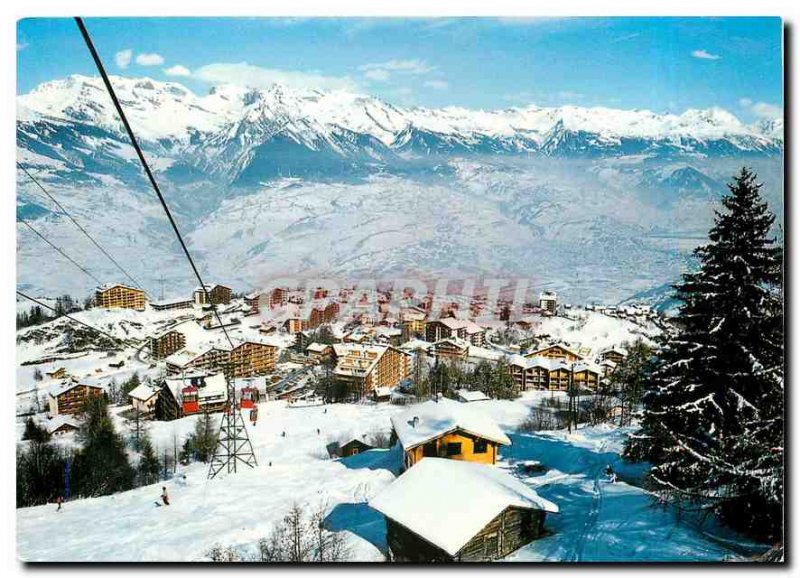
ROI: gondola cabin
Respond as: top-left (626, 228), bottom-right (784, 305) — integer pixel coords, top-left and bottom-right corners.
top-left (182, 385), bottom-right (199, 414)
top-left (240, 386), bottom-right (257, 409)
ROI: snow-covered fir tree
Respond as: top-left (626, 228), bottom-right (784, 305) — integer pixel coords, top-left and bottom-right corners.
top-left (627, 167), bottom-right (783, 540)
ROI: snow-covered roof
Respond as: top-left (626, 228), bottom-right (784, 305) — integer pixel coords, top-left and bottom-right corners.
top-left (163, 373), bottom-right (227, 401)
top-left (306, 342), bottom-right (331, 353)
top-left (457, 389), bottom-right (490, 403)
top-left (370, 458), bottom-right (558, 556)
top-left (128, 383), bottom-right (157, 401)
top-left (433, 317), bottom-right (484, 334)
top-left (527, 343), bottom-right (584, 359)
top-left (46, 415), bottom-right (81, 434)
top-left (97, 282), bottom-right (142, 293)
top-left (374, 386), bottom-right (393, 398)
top-left (49, 379), bottom-right (106, 398)
top-left (150, 297), bottom-right (193, 307)
top-left (434, 336), bottom-right (470, 351)
top-left (399, 339), bottom-right (433, 352)
top-left (390, 398), bottom-right (511, 450)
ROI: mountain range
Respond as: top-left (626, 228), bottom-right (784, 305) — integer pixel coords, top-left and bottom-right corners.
top-left (16, 75), bottom-right (784, 306)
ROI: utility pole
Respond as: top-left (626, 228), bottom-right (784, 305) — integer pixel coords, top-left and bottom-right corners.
top-left (158, 274), bottom-right (165, 301)
top-left (208, 362), bottom-right (258, 479)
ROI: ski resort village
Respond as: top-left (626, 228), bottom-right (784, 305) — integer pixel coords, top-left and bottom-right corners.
top-left (14, 280), bottom-right (770, 561)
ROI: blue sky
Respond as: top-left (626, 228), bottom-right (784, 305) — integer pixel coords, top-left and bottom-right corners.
top-left (17, 17), bottom-right (783, 121)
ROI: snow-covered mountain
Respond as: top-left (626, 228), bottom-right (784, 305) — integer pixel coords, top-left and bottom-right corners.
top-left (18, 75), bottom-right (782, 184)
top-left (16, 75), bottom-right (784, 305)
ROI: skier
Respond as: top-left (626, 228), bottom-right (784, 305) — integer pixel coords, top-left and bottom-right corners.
top-left (56, 495), bottom-right (64, 512)
top-left (316, 428), bottom-right (320, 435)
top-left (160, 486), bottom-right (170, 506)
top-left (605, 464), bottom-right (616, 483)
top-left (281, 431), bottom-right (286, 438)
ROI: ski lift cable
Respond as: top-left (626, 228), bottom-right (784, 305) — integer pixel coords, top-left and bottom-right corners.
top-left (74, 17), bottom-right (234, 351)
top-left (18, 218), bottom-right (103, 286)
top-left (17, 162), bottom-right (146, 293)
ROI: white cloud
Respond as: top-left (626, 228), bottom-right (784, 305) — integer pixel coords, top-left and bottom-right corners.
top-left (115, 49), bottom-right (132, 69)
top-left (359, 59), bottom-right (434, 82)
top-left (424, 79), bottom-right (449, 91)
top-left (136, 53), bottom-right (165, 66)
top-left (164, 64), bottom-right (191, 77)
top-left (363, 68), bottom-right (390, 82)
top-left (691, 49), bottom-right (721, 60)
top-left (193, 62), bottom-right (358, 91)
top-left (739, 97), bottom-right (782, 119)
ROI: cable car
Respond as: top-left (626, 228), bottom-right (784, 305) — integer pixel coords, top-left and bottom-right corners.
top-left (182, 385), bottom-right (199, 415)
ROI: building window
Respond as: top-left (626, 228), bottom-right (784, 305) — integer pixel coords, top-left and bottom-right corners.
top-left (446, 442), bottom-right (462, 456)
top-left (474, 439), bottom-right (488, 454)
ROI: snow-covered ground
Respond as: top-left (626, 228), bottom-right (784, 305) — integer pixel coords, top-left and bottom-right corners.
top-left (16, 394), bottom-right (765, 562)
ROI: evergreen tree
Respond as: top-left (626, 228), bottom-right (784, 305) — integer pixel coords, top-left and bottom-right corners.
top-left (22, 417), bottom-right (51, 443)
top-left (180, 412), bottom-right (218, 463)
top-left (137, 434), bottom-right (161, 486)
top-left (16, 440), bottom-right (65, 507)
top-left (72, 395), bottom-right (136, 497)
top-left (627, 168), bottom-right (783, 539)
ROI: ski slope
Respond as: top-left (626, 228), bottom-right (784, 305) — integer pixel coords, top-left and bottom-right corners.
top-left (16, 397), bottom-right (763, 562)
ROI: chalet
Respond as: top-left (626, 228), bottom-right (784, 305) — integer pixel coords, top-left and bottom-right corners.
top-left (326, 438), bottom-right (374, 459)
top-left (457, 389), bottom-right (490, 403)
top-left (95, 283), bottom-right (146, 311)
top-left (284, 317), bottom-right (303, 334)
top-left (45, 415), bottom-right (81, 436)
top-left (306, 342), bottom-right (333, 362)
top-left (525, 343), bottom-right (583, 362)
top-left (48, 380), bottom-right (105, 416)
top-left (45, 367), bottom-right (68, 380)
top-left (148, 329), bottom-right (187, 360)
top-left (270, 287), bottom-right (288, 308)
top-left (333, 344), bottom-right (412, 397)
top-left (426, 318), bottom-right (486, 347)
top-left (150, 297), bottom-right (194, 312)
top-left (244, 291), bottom-right (261, 313)
top-left (370, 458), bottom-right (558, 561)
top-left (390, 398), bottom-right (511, 469)
top-left (165, 346), bottom-right (231, 376)
top-left (229, 340), bottom-right (278, 378)
top-left (572, 363), bottom-right (601, 391)
top-left (128, 383), bottom-right (159, 414)
top-left (400, 308), bottom-right (427, 341)
top-left (538, 291), bottom-right (558, 314)
top-left (193, 284), bottom-right (232, 306)
top-left (433, 337), bottom-right (470, 361)
top-left (509, 356), bottom-right (601, 392)
top-left (155, 373), bottom-right (228, 421)
top-left (375, 326), bottom-right (403, 346)
top-left (373, 386), bottom-right (393, 402)
top-left (294, 330), bottom-right (312, 351)
top-left (600, 359), bottom-right (617, 377)
top-left (600, 347), bottom-right (628, 365)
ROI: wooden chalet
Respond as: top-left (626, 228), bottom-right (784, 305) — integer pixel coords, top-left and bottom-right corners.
top-left (525, 343), bottom-right (583, 362)
top-left (45, 367), bottom-right (68, 380)
top-left (333, 344), bottom-right (412, 397)
top-left (390, 398), bottom-right (511, 470)
top-left (48, 379), bottom-right (105, 416)
top-left (229, 340), bottom-right (278, 378)
top-left (269, 287), bottom-right (287, 308)
top-left (154, 373), bottom-right (228, 421)
top-left (45, 415), bottom-right (81, 436)
top-left (326, 438), bottom-right (374, 459)
top-left (95, 283), bottom-right (146, 311)
top-left (148, 329), bottom-right (187, 360)
top-left (244, 292), bottom-right (261, 313)
top-left (370, 458), bottom-right (558, 562)
top-left (425, 318), bottom-right (486, 347)
top-left (128, 383), bottom-right (159, 414)
top-left (306, 342), bottom-right (333, 362)
top-left (165, 346), bottom-right (230, 376)
top-left (509, 356), bottom-right (601, 392)
top-left (433, 337), bottom-right (470, 361)
top-left (193, 284), bottom-right (232, 306)
top-left (600, 347), bottom-right (628, 365)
